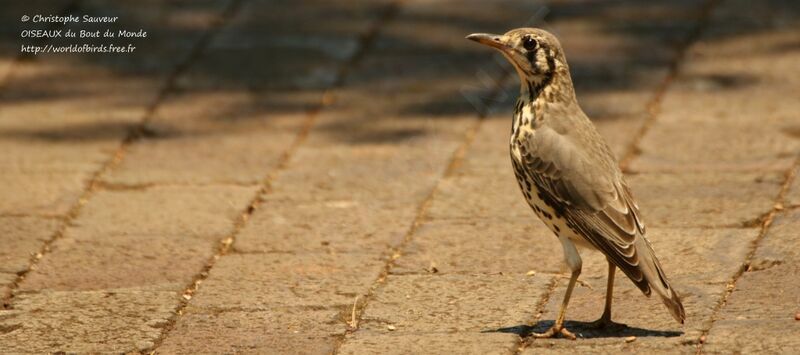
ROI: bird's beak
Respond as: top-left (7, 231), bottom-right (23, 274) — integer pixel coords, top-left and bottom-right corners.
top-left (466, 33), bottom-right (509, 51)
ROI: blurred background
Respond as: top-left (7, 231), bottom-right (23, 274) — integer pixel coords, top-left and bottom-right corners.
top-left (0, 0), bottom-right (798, 353)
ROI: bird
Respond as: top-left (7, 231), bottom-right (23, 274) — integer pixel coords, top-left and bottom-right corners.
top-left (466, 28), bottom-right (685, 339)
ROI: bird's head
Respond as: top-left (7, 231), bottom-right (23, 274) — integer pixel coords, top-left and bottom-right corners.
top-left (467, 28), bottom-right (567, 88)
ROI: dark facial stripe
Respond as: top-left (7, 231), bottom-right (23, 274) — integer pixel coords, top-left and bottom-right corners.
top-left (525, 46), bottom-right (538, 66)
top-left (522, 44), bottom-right (556, 102)
top-left (527, 81), bottom-right (535, 101)
top-left (545, 48), bottom-right (556, 76)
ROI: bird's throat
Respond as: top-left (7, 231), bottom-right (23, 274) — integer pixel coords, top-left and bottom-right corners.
top-left (521, 73), bottom-right (554, 102)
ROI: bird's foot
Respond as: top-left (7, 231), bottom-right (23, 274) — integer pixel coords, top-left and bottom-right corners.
top-left (531, 324), bottom-right (577, 340)
top-left (586, 317), bottom-right (626, 330)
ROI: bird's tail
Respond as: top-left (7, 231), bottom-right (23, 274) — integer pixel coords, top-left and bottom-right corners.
top-left (637, 238), bottom-right (686, 324)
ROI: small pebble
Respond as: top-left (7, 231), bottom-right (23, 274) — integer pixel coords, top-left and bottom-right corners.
top-left (526, 270), bottom-right (537, 276)
top-left (387, 325), bottom-right (396, 331)
top-left (795, 312), bottom-right (800, 321)
top-left (624, 336), bottom-right (636, 343)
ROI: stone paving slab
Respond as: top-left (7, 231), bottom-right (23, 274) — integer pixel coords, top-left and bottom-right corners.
top-left (0, 136), bottom-right (120, 175)
top-left (0, 217), bottom-right (58, 275)
top-left (702, 319), bottom-right (800, 354)
top-left (628, 171), bottom-right (783, 228)
top-left (154, 251), bottom-right (385, 353)
top-left (0, 172), bottom-right (88, 216)
top-left (67, 185), bottom-right (256, 240)
top-left (427, 173), bottom-right (534, 221)
top-left (711, 263), bottom-right (799, 323)
top-left (632, 121), bottom-right (799, 173)
top-left (0, 216), bottom-right (58, 298)
top-left (268, 142), bottom-right (464, 205)
top-left (787, 167), bottom-right (800, 208)
top-left (359, 274), bottom-right (550, 333)
top-left (188, 253), bottom-right (385, 310)
top-left (19, 233), bottom-right (212, 292)
top-left (234, 196), bottom-right (414, 255)
top-left (749, 210), bottom-right (800, 268)
top-left (520, 338), bottom-right (697, 355)
top-left (158, 307), bottom-right (345, 354)
top-left (103, 92), bottom-right (306, 185)
top-left (0, 289), bottom-right (176, 353)
top-left (702, 211), bottom-right (800, 353)
top-left (392, 219), bottom-right (563, 275)
top-left (339, 332), bottom-right (519, 355)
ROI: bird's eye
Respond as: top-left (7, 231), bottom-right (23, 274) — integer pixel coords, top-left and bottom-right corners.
top-left (522, 36), bottom-right (538, 51)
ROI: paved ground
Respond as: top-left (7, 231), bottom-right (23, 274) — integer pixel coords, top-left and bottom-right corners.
top-left (1, 0), bottom-right (799, 353)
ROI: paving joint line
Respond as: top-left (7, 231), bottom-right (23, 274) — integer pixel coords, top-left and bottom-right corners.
top-left (694, 155), bottom-right (799, 354)
top-left (512, 276), bottom-right (559, 354)
top-left (0, 213), bottom-right (65, 220)
top-left (513, 0), bottom-right (720, 349)
top-left (93, 180), bottom-right (261, 191)
top-left (331, 70), bottom-right (514, 353)
top-left (0, 0), bottom-right (243, 309)
top-left (143, 1), bottom-right (403, 353)
top-left (619, 0), bottom-right (721, 171)
top-left (625, 167), bottom-right (795, 174)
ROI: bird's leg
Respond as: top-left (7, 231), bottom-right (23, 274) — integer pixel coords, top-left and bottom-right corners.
top-left (532, 267), bottom-right (579, 340)
top-left (588, 259), bottom-right (626, 329)
top-left (532, 238), bottom-right (580, 340)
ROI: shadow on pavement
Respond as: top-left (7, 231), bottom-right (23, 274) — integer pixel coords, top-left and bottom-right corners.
top-left (0, 0), bottom-right (798, 145)
top-left (486, 320), bottom-right (683, 339)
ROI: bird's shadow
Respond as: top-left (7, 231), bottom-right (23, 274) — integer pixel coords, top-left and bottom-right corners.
top-left (485, 320), bottom-right (682, 339)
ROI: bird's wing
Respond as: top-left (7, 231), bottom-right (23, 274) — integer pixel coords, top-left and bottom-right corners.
top-left (519, 127), bottom-right (651, 293)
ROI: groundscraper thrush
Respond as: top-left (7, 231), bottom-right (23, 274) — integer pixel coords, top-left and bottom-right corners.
top-left (467, 28), bottom-right (685, 339)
